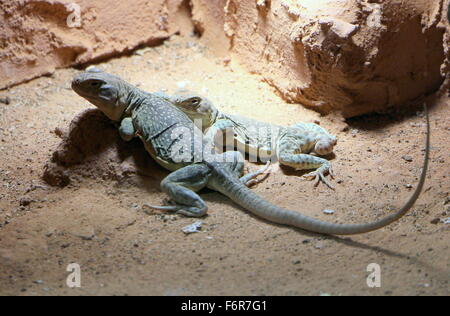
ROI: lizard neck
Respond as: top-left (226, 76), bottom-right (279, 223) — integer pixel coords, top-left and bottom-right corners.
top-left (209, 108), bottom-right (219, 128)
top-left (123, 86), bottom-right (148, 118)
top-left (207, 110), bottom-right (222, 131)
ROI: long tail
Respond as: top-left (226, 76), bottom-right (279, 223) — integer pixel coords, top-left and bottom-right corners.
top-left (208, 107), bottom-right (430, 235)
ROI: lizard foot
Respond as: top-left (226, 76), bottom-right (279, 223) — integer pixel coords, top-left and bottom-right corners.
top-left (303, 165), bottom-right (335, 190)
top-left (240, 161), bottom-right (272, 187)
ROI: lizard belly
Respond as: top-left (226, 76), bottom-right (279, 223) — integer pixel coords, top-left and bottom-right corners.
top-left (132, 102), bottom-right (196, 172)
top-left (142, 140), bottom-right (184, 172)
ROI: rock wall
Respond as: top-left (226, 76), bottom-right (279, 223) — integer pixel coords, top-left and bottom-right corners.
top-left (193, 0), bottom-right (448, 117)
top-left (0, 0), bottom-right (190, 89)
top-left (1, 0), bottom-right (448, 116)
top-left (441, 0), bottom-right (450, 93)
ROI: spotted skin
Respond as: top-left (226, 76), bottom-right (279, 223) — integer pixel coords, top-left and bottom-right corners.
top-left (162, 91), bottom-right (337, 188)
top-left (71, 70), bottom-right (430, 235)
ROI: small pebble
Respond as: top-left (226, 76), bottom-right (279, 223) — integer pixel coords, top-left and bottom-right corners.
top-left (19, 197), bottom-right (34, 207)
top-left (182, 221), bottom-right (203, 234)
top-left (444, 197), bottom-right (450, 205)
top-left (445, 205), bottom-right (450, 214)
top-left (314, 242), bottom-right (324, 249)
top-left (430, 218), bottom-right (440, 225)
top-left (53, 127), bottom-right (65, 137)
top-left (402, 155), bottom-right (413, 162)
top-left (129, 203), bottom-right (139, 209)
top-left (85, 66), bottom-right (102, 73)
top-left (0, 97), bottom-right (11, 105)
top-left (176, 81), bottom-right (189, 89)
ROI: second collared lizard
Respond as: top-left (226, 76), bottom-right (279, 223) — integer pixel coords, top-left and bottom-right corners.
top-left (157, 90), bottom-right (338, 188)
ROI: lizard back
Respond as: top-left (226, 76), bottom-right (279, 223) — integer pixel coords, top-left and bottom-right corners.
top-left (133, 94), bottom-right (206, 170)
top-left (221, 113), bottom-right (284, 160)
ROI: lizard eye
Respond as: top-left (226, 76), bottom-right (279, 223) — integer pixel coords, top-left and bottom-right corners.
top-left (89, 81), bottom-right (102, 88)
top-left (190, 98), bottom-right (200, 106)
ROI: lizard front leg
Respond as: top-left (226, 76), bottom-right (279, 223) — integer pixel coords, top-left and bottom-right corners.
top-left (240, 161), bottom-right (271, 187)
top-left (145, 164), bottom-right (211, 217)
top-left (277, 137), bottom-right (335, 189)
top-left (119, 117), bottom-right (136, 142)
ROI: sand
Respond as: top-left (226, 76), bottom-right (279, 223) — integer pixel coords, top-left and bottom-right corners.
top-left (0, 36), bottom-right (448, 296)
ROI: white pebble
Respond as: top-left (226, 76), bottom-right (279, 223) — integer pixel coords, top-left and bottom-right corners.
top-left (177, 81), bottom-right (190, 89)
top-left (182, 221), bottom-right (203, 234)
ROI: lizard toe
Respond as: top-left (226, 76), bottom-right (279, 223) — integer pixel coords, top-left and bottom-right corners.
top-left (143, 203), bottom-right (182, 212)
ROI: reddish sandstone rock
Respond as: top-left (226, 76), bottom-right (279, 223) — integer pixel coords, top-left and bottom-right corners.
top-left (193, 0), bottom-right (448, 117)
top-left (1, 0), bottom-right (448, 117)
top-left (0, 0), bottom-right (189, 89)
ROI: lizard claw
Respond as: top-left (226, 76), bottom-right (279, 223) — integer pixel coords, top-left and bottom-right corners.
top-left (143, 203), bottom-right (182, 212)
top-left (304, 169), bottom-right (335, 190)
top-left (143, 201), bottom-right (207, 217)
top-left (328, 165), bottom-right (335, 179)
top-left (240, 161), bottom-right (272, 187)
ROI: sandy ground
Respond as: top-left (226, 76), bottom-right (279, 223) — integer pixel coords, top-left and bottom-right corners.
top-left (0, 35), bottom-right (448, 296)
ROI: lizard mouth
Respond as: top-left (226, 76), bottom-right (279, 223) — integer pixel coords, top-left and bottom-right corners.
top-left (71, 75), bottom-right (117, 104)
top-left (72, 76), bottom-right (92, 97)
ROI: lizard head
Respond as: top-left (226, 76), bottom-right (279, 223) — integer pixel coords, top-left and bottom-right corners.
top-left (170, 91), bottom-right (219, 131)
top-left (314, 135), bottom-right (337, 156)
top-left (72, 68), bottom-right (130, 121)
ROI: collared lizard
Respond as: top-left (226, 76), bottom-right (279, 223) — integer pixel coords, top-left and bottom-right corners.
top-left (157, 90), bottom-right (338, 188)
top-left (72, 69), bottom-right (430, 235)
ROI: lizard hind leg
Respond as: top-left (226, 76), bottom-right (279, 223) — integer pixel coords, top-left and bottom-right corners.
top-left (216, 151), bottom-right (271, 187)
top-left (216, 151), bottom-right (246, 178)
top-left (145, 164), bottom-right (211, 217)
top-left (240, 161), bottom-right (272, 187)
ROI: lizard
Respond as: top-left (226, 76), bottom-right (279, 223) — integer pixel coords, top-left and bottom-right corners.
top-left (71, 69), bottom-right (430, 235)
top-left (156, 90), bottom-right (338, 189)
